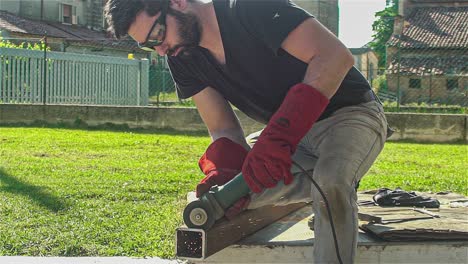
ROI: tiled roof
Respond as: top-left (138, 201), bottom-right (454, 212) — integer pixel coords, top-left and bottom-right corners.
top-left (0, 11), bottom-right (138, 50)
top-left (388, 6), bottom-right (468, 48)
top-left (388, 56), bottom-right (468, 75)
top-left (0, 10), bottom-right (76, 39)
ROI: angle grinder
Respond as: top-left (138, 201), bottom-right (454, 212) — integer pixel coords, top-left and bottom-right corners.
top-left (182, 159), bottom-right (315, 230)
top-left (183, 172), bottom-right (249, 230)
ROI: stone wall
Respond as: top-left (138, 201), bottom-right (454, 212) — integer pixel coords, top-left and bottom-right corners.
top-left (0, 104), bottom-right (466, 143)
top-left (293, 0), bottom-right (339, 36)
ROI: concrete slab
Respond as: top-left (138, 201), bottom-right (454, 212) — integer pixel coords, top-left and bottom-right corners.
top-left (0, 257), bottom-right (184, 264)
top-left (200, 192), bottom-right (468, 263)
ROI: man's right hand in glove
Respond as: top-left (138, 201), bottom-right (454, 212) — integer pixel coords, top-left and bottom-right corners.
top-left (242, 83), bottom-right (329, 193)
top-left (196, 137), bottom-right (250, 219)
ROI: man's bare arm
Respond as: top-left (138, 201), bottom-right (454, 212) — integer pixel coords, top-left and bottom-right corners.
top-left (281, 18), bottom-right (355, 98)
top-left (192, 86), bottom-right (250, 150)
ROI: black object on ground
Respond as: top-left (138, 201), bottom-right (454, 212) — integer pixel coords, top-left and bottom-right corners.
top-left (373, 188), bottom-right (440, 208)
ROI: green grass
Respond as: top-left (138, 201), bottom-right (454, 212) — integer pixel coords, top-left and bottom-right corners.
top-left (0, 127), bottom-right (466, 257)
top-left (0, 127), bottom-right (209, 257)
top-left (361, 141), bottom-right (467, 193)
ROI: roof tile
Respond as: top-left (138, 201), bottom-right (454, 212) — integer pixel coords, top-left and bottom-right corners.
top-left (388, 6), bottom-right (468, 48)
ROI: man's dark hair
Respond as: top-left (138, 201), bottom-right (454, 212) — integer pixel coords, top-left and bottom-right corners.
top-left (104, 0), bottom-right (166, 39)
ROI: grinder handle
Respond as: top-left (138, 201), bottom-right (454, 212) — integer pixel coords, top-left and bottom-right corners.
top-left (211, 172), bottom-right (250, 210)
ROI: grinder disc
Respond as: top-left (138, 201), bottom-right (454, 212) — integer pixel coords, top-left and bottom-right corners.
top-left (183, 200), bottom-right (215, 230)
top-left (189, 207), bottom-right (208, 226)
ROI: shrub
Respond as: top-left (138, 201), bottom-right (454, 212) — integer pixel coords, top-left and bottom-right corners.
top-left (372, 74), bottom-right (387, 94)
top-left (0, 37), bottom-right (50, 51)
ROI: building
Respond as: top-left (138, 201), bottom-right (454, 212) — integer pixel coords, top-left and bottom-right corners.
top-left (293, 0), bottom-right (339, 36)
top-left (0, 0), bottom-right (105, 30)
top-left (386, 0), bottom-right (468, 105)
top-left (0, 0), bottom-right (147, 58)
top-left (350, 46), bottom-right (379, 84)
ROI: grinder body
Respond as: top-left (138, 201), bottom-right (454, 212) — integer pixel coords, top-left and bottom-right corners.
top-left (183, 172), bottom-right (249, 230)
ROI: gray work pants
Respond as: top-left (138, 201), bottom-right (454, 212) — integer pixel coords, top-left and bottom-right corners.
top-left (246, 101), bottom-right (388, 264)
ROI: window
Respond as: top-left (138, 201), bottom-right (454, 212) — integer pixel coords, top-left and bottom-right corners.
top-left (61, 4), bottom-right (77, 24)
top-left (62, 4), bottom-right (72, 24)
top-left (409, 78), bottom-right (421, 89)
top-left (446, 78), bottom-right (458, 91)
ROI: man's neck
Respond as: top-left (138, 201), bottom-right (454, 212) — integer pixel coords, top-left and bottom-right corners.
top-left (193, 1), bottom-right (224, 59)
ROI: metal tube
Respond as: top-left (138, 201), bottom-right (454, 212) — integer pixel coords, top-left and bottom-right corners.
top-left (176, 202), bottom-right (306, 260)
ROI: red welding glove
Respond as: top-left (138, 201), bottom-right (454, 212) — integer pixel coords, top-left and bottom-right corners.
top-left (196, 137), bottom-right (250, 219)
top-left (242, 83), bottom-right (330, 193)
top-left (196, 137), bottom-right (248, 197)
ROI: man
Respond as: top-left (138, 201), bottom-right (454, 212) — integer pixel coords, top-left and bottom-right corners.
top-left (104, 0), bottom-right (389, 262)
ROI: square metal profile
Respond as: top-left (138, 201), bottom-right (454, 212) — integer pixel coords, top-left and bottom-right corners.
top-left (176, 227), bottom-right (207, 260)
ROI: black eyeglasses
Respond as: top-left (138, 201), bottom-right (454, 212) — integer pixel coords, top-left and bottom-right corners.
top-left (138, 1), bottom-right (169, 51)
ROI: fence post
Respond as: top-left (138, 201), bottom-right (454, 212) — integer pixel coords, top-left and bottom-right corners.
top-left (396, 41), bottom-right (401, 110)
top-left (429, 69), bottom-right (433, 104)
top-left (42, 34), bottom-right (48, 105)
top-left (139, 59), bottom-right (149, 106)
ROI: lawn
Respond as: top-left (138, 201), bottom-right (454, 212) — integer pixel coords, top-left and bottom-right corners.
top-left (0, 127), bottom-right (466, 258)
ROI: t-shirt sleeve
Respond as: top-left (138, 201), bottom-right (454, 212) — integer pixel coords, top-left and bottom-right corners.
top-left (236, 0), bottom-right (314, 54)
top-left (167, 57), bottom-right (206, 99)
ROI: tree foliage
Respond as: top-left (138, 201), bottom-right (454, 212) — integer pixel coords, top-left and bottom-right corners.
top-left (0, 37), bottom-right (49, 51)
top-left (369, 0), bottom-right (399, 68)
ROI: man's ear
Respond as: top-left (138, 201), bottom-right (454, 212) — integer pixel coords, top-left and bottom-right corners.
top-left (170, 0), bottom-right (188, 11)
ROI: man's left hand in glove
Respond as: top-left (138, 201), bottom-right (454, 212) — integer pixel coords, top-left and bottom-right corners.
top-left (196, 137), bottom-right (250, 219)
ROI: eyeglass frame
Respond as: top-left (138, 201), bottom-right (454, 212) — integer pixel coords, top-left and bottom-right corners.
top-left (137, 1), bottom-right (169, 51)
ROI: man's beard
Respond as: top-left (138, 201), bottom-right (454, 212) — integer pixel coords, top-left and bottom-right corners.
top-left (167, 9), bottom-right (202, 56)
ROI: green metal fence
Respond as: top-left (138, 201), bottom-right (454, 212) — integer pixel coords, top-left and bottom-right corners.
top-left (0, 47), bottom-right (149, 106)
top-left (148, 55), bottom-right (179, 106)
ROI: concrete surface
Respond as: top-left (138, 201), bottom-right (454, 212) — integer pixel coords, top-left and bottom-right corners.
top-left (0, 257), bottom-right (184, 264)
top-left (203, 204), bottom-right (468, 263)
top-left (0, 104), bottom-right (466, 142)
top-left (188, 192), bottom-right (468, 263)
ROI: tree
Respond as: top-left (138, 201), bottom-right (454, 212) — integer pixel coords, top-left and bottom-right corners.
top-left (369, 0), bottom-right (399, 69)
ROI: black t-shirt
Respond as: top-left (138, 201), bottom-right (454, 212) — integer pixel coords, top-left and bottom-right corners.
top-left (168, 0), bottom-right (371, 124)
